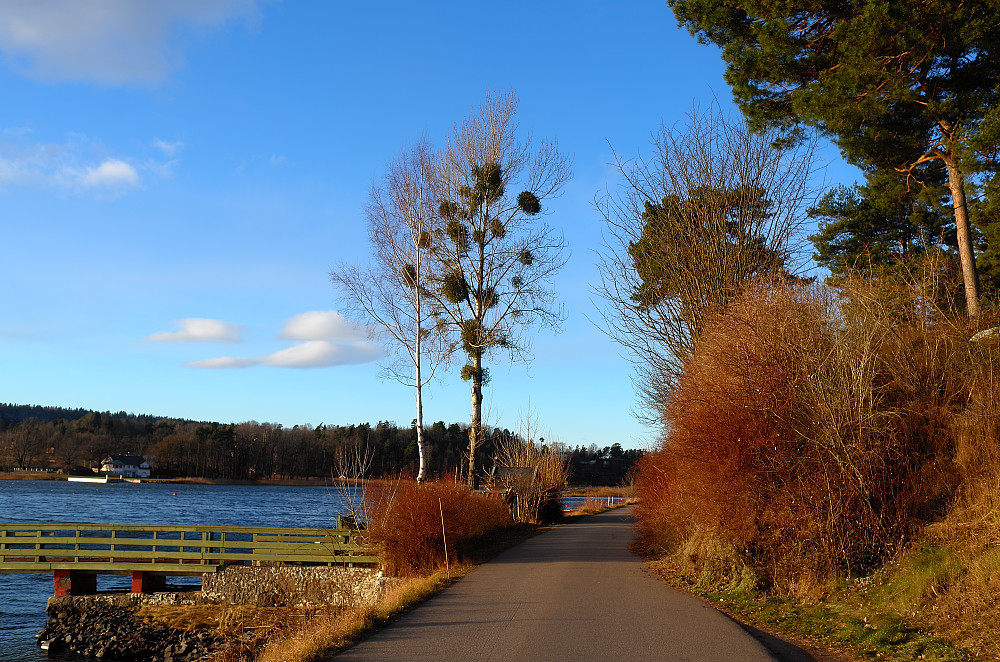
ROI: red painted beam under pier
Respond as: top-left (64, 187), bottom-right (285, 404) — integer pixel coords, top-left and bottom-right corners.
top-left (54, 570), bottom-right (170, 595)
top-left (53, 570), bottom-right (97, 597)
top-left (131, 571), bottom-right (167, 594)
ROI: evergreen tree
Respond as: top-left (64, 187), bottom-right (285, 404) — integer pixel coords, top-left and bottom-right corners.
top-left (808, 168), bottom-right (954, 277)
top-left (670, 0), bottom-right (1000, 315)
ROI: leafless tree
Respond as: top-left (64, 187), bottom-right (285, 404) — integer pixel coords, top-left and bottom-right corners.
top-left (429, 91), bottom-right (572, 486)
top-left (8, 420), bottom-right (44, 469)
top-left (491, 406), bottom-right (570, 523)
top-left (332, 140), bottom-right (451, 482)
top-left (595, 105), bottom-right (816, 424)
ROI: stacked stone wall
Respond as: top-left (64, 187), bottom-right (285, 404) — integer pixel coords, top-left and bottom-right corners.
top-left (36, 566), bottom-right (394, 659)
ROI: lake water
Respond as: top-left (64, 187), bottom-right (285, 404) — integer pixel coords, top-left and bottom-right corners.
top-left (0, 479), bottom-right (354, 662)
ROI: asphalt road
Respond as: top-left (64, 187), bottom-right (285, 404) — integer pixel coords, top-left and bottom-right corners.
top-left (334, 506), bottom-right (792, 661)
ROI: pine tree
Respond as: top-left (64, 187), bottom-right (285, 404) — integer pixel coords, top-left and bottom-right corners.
top-left (670, 0), bottom-right (1000, 315)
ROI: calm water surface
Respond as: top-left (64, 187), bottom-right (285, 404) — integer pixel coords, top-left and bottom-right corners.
top-left (0, 479), bottom-right (352, 662)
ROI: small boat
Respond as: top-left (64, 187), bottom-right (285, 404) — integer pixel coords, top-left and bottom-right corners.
top-left (67, 476), bottom-right (109, 483)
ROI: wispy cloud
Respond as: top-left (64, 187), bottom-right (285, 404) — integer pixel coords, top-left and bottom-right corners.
top-left (265, 340), bottom-right (383, 368)
top-left (78, 159), bottom-right (140, 188)
top-left (187, 356), bottom-right (258, 369)
top-left (0, 1), bottom-right (265, 85)
top-left (153, 139), bottom-right (184, 158)
top-left (184, 311), bottom-right (384, 369)
top-left (188, 341), bottom-right (384, 370)
top-left (145, 318), bottom-right (243, 343)
top-left (280, 311), bottom-right (368, 342)
top-left (0, 131), bottom-right (171, 194)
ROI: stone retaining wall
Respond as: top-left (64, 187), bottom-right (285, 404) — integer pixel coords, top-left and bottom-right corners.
top-left (202, 565), bottom-right (395, 607)
top-left (36, 566), bottom-right (396, 660)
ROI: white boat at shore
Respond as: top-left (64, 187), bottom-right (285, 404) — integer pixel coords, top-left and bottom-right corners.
top-left (67, 475), bottom-right (124, 484)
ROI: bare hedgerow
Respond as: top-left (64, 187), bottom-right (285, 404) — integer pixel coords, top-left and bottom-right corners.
top-left (634, 272), bottom-right (982, 592)
top-left (595, 104), bottom-right (816, 424)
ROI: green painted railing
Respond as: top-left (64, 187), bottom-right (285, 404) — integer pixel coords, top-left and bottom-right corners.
top-left (0, 523), bottom-right (378, 575)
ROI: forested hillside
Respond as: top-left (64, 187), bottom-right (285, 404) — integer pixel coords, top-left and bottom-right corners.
top-left (0, 404), bottom-right (639, 485)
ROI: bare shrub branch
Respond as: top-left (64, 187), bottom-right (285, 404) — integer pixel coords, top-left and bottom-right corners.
top-left (595, 105), bottom-right (816, 422)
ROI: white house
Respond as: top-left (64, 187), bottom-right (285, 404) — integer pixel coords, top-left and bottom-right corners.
top-left (100, 455), bottom-right (151, 479)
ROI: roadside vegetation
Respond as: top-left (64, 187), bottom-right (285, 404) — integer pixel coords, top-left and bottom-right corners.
top-left (139, 434), bottom-right (618, 662)
top-left (592, 2), bottom-right (1000, 658)
top-left (632, 269), bottom-right (1000, 659)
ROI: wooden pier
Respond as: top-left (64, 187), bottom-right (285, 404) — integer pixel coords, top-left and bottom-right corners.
top-left (0, 522), bottom-right (377, 596)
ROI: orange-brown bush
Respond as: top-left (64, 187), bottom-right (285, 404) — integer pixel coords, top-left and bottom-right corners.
top-left (634, 268), bottom-right (1000, 592)
top-left (363, 479), bottom-right (514, 576)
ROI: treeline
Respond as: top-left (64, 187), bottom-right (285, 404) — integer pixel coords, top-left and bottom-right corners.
top-left (0, 404), bottom-right (639, 485)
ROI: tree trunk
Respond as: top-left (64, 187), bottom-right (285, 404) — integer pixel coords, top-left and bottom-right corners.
top-left (414, 280), bottom-right (427, 483)
top-left (415, 362), bottom-right (426, 484)
top-left (944, 156), bottom-right (981, 318)
top-left (467, 352), bottom-right (483, 488)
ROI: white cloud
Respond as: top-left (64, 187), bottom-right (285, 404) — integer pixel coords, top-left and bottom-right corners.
top-left (166, 312), bottom-right (383, 370)
top-left (145, 318), bottom-right (243, 343)
top-left (154, 140), bottom-right (184, 157)
top-left (264, 340), bottom-right (383, 368)
top-left (187, 356), bottom-right (258, 369)
top-left (0, 0), bottom-right (264, 85)
top-left (280, 311), bottom-right (368, 342)
top-left (78, 159), bottom-right (139, 188)
top-left (187, 340), bottom-right (385, 370)
top-left (0, 132), bottom-right (168, 194)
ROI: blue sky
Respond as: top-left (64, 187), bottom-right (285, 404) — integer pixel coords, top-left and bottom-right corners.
top-left (0, 1), bottom-right (858, 450)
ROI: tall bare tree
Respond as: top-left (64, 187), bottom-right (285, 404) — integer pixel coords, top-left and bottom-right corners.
top-left (331, 140), bottom-right (450, 482)
top-left (430, 91), bottom-right (571, 486)
top-left (595, 106), bottom-right (815, 424)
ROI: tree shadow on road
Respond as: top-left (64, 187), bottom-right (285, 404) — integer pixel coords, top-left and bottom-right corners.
top-left (736, 619), bottom-right (848, 662)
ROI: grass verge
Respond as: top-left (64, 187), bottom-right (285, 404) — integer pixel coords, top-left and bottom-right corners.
top-left (644, 553), bottom-right (981, 662)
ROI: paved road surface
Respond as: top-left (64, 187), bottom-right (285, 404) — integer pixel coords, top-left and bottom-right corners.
top-left (335, 506), bottom-right (783, 661)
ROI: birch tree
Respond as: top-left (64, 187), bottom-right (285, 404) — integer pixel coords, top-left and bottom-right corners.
top-left (331, 140), bottom-right (449, 482)
top-left (430, 91), bottom-right (571, 486)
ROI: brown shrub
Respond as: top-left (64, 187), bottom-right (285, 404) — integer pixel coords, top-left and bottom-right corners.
top-left (363, 479), bottom-right (513, 576)
top-left (634, 270), bottom-right (997, 591)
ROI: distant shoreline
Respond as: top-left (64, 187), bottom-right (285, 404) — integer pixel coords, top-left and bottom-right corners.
top-left (0, 471), bottom-right (357, 487)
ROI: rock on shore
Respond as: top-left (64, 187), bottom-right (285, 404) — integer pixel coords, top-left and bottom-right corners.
top-left (37, 596), bottom-right (218, 661)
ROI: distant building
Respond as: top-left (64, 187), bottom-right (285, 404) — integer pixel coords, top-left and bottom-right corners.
top-left (100, 455), bottom-right (151, 479)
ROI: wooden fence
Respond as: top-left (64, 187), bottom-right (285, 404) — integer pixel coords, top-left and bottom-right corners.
top-left (0, 522), bottom-right (377, 594)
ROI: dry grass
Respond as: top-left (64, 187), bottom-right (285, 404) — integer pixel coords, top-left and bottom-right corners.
top-left (138, 572), bottom-right (473, 662)
top-left (255, 570), bottom-right (459, 662)
top-left (139, 604), bottom-right (234, 631)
